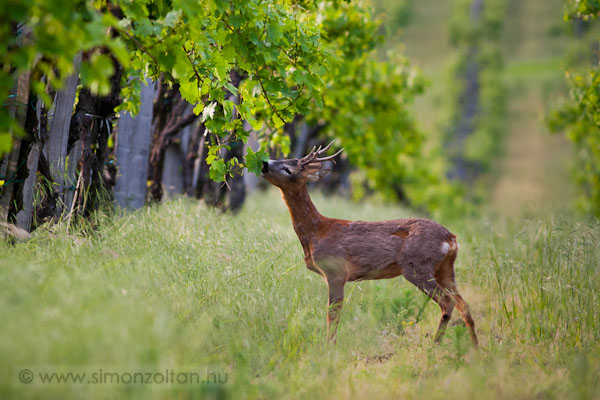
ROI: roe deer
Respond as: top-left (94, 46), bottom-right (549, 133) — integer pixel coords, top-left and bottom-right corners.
top-left (261, 141), bottom-right (478, 346)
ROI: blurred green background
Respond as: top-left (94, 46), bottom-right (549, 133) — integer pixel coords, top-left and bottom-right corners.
top-left (376, 0), bottom-right (583, 216)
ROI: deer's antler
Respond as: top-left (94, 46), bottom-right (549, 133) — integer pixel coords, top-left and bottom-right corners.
top-left (299, 140), bottom-right (344, 166)
top-left (314, 148), bottom-right (344, 163)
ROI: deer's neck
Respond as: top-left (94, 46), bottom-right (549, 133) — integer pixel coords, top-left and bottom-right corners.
top-left (280, 185), bottom-right (323, 248)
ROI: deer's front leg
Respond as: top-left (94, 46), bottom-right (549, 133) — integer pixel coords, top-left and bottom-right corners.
top-left (326, 280), bottom-right (345, 343)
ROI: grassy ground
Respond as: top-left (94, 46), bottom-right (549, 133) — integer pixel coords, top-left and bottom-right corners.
top-left (1, 190), bottom-right (599, 399)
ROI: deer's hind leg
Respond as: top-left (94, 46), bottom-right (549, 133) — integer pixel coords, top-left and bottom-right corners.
top-left (434, 248), bottom-right (478, 347)
top-left (402, 268), bottom-right (454, 342)
top-left (452, 293), bottom-right (478, 347)
top-left (433, 292), bottom-right (455, 343)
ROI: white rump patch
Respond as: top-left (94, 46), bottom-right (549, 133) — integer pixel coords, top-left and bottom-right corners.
top-left (440, 242), bottom-right (450, 254)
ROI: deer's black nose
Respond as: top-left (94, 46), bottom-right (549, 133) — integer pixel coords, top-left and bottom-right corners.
top-left (261, 161), bottom-right (269, 174)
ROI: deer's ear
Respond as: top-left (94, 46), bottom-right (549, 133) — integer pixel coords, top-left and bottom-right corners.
top-left (303, 161), bottom-right (332, 182)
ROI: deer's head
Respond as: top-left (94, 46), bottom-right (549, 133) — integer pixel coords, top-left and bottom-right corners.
top-left (261, 141), bottom-right (344, 189)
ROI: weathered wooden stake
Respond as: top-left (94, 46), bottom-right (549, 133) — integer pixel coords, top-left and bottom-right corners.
top-left (0, 71), bottom-right (31, 224)
top-left (43, 52), bottom-right (82, 219)
top-left (114, 79), bottom-right (154, 209)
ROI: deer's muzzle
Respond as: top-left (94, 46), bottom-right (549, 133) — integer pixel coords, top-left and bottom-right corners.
top-left (261, 160), bottom-right (270, 175)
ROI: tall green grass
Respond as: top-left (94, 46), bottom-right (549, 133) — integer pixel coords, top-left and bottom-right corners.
top-left (1, 191), bottom-right (598, 399)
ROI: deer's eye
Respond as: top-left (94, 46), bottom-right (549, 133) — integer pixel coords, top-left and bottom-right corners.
top-left (282, 167), bottom-right (291, 175)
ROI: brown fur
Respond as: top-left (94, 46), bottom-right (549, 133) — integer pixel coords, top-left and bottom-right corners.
top-left (262, 157), bottom-right (478, 346)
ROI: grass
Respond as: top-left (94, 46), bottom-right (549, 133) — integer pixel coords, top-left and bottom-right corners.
top-left (1, 190), bottom-right (599, 399)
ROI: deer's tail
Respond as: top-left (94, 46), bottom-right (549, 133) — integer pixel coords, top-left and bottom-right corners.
top-left (435, 235), bottom-right (458, 289)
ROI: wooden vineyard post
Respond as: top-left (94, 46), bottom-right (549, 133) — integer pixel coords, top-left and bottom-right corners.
top-left (43, 52), bottom-right (82, 220)
top-left (0, 71), bottom-right (31, 225)
top-left (114, 79), bottom-right (154, 209)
